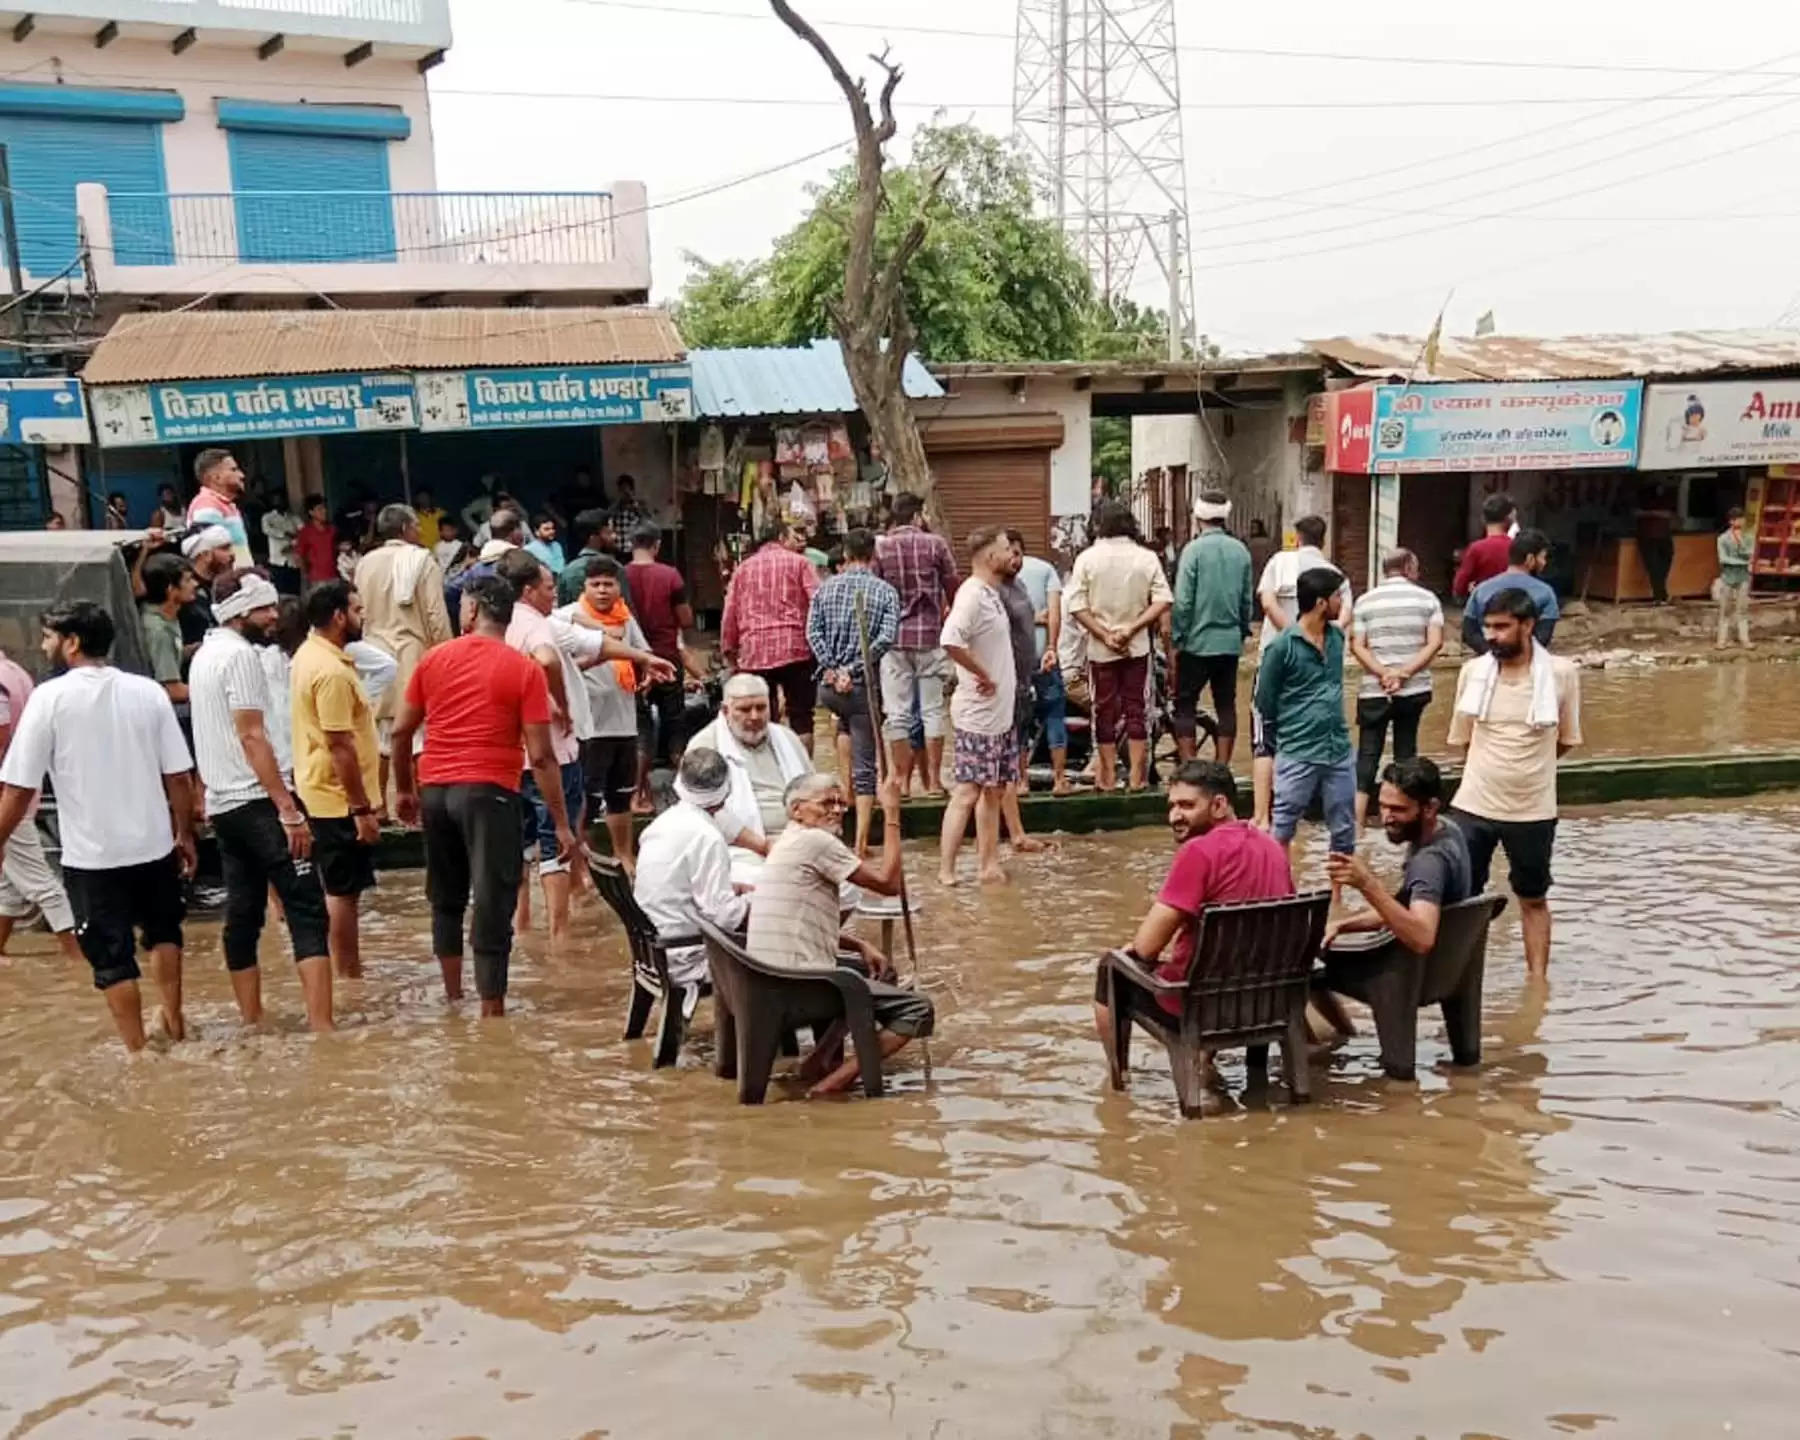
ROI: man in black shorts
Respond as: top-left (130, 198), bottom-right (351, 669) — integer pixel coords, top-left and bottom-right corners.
top-left (0, 602), bottom-right (197, 1050)
top-left (1170, 491), bottom-right (1253, 765)
top-left (1443, 588), bottom-right (1581, 978)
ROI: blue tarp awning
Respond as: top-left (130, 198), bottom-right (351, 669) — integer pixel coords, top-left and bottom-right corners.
top-left (689, 338), bottom-right (942, 419)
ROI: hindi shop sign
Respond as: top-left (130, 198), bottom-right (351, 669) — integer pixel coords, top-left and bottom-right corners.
top-left (1370, 380), bottom-right (1643, 473)
top-left (414, 365), bottom-right (694, 432)
top-left (1640, 380), bottom-right (1800, 470)
top-left (91, 374), bottom-right (416, 448)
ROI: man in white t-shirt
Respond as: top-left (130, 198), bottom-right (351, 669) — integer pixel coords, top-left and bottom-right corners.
top-left (1251, 514), bottom-right (1352, 828)
top-left (937, 525), bottom-right (1018, 886)
top-left (0, 649), bottom-right (76, 960)
top-left (189, 571), bottom-right (334, 1032)
top-left (0, 602), bottom-right (197, 1051)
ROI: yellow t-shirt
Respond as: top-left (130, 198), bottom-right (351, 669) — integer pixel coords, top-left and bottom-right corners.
top-left (1446, 656), bottom-right (1581, 823)
top-left (291, 633), bottom-right (380, 818)
top-left (417, 507), bottom-right (444, 549)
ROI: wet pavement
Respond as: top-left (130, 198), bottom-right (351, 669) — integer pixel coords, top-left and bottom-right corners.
top-left (1, 795), bottom-right (1797, 1436)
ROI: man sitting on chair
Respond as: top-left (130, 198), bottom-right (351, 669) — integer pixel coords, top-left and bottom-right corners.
top-left (745, 770), bottom-right (935, 1097)
top-left (686, 673), bottom-right (813, 856)
top-left (1312, 755), bottom-right (1472, 1044)
top-left (1094, 761), bottom-right (1293, 1077)
top-left (633, 747), bottom-right (751, 1001)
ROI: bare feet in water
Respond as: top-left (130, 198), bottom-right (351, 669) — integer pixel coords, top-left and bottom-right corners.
top-left (978, 866), bottom-right (1008, 885)
top-left (1010, 836), bottom-right (1048, 855)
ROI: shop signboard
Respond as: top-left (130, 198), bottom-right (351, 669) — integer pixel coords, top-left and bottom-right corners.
top-left (0, 377), bottom-right (88, 445)
top-left (1323, 387), bottom-right (1374, 472)
top-left (1371, 380), bottom-right (1642, 472)
top-left (91, 374), bottom-right (416, 447)
top-left (414, 365), bottom-right (694, 432)
top-left (1640, 379), bottom-right (1800, 469)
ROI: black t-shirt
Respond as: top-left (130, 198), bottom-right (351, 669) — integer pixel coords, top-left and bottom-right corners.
top-left (1400, 817), bottom-right (1473, 908)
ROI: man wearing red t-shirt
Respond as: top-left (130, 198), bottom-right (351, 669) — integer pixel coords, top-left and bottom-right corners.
top-left (294, 494), bottom-right (340, 588)
top-left (626, 522), bottom-right (698, 808)
top-left (1094, 761), bottom-right (1294, 1076)
top-left (1452, 493), bottom-right (1517, 600)
top-left (391, 572), bottom-right (568, 1016)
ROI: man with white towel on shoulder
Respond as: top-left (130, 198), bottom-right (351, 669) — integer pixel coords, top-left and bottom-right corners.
top-left (685, 672), bottom-right (815, 862)
top-left (1444, 585), bottom-right (1581, 980)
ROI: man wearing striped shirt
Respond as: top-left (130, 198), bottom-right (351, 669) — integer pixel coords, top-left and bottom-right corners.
top-left (189, 571), bottom-right (334, 1032)
top-left (1349, 549), bottom-right (1444, 832)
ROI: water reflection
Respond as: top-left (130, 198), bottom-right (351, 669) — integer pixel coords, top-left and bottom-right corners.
top-left (0, 798), bottom-right (1796, 1435)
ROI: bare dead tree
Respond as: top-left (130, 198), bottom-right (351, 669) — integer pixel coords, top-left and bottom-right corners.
top-left (770, 0), bottom-right (944, 508)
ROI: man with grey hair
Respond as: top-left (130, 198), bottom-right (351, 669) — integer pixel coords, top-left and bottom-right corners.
top-left (355, 501), bottom-right (453, 808)
top-left (633, 746), bottom-right (751, 993)
top-left (745, 764), bottom-right (934, 1097)
top-left (686, 671), bottom-right (814, 851)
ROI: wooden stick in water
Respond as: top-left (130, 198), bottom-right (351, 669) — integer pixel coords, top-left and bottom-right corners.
top-left (853, 590), bottom-right (920, 982)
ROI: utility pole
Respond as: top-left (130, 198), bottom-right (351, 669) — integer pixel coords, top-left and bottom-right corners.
top-left (0, 145), bottom-right (25, 342)
top-left (1166, 210), bottom-right (1183, 362)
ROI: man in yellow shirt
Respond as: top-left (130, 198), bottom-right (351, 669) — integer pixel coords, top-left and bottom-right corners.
top-left (291, 579), bottom-right (381, 979)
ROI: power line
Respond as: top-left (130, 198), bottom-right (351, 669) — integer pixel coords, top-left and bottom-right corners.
top-left (568, 0), bottom-right (1800, 80)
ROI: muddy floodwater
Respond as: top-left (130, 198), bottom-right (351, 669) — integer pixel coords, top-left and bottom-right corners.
top-left (2, 797), bottom-right (1798, 1436)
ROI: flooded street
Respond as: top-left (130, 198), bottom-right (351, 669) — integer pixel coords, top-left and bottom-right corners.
top-left (1, 797), bottom-right (1797, 1437)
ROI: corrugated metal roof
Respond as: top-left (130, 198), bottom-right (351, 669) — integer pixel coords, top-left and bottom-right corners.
top-left (81, 306), bottom-right (686, 385)
top-left (690, 339), bottom-right (941, 417)
top-left (930, 352), bottom-right (1319, 381)
top-left (1306, 330), bottom-right (1800, 383)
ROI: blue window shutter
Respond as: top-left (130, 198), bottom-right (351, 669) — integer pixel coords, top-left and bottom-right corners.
top-left (228, 130), bottom-right (395, 264)
top-left (0, 114), bottom-right (171, 271)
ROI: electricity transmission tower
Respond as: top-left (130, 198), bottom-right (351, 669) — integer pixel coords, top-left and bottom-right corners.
top-left (1012, 0), bottom-right (1197, 356)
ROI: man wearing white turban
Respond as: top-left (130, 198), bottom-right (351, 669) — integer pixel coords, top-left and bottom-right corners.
top-left (1171, 490), bottom-right (1254, 766)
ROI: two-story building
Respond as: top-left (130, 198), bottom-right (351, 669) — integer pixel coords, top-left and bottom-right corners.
top-left (0, 0), bottom-right (658, 525)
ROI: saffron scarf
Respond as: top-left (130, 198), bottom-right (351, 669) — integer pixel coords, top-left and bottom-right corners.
top-left (581, 593), bottom-right (640, 692)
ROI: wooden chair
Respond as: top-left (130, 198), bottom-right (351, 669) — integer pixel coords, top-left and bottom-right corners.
top-left (698, 918), bottom-right (886, 1105)
top-left (1098, 890), bottom-right (1331, 1119)
top-left (588, 856), bottom-right (708, 1068)
top-left (1319, 893), bottom-right (1506, 1081)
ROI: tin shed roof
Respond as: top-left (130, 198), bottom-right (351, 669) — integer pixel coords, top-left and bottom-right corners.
top-left (1306, 330), bottom-right (1800, 383)
top-left (80, 307), bottom-right (686, 385)
top-left (689, 339), bottom-right (941, 418)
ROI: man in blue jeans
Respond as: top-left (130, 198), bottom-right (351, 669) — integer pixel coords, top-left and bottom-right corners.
top-left (1255, 566), bottom-right (1357, 893)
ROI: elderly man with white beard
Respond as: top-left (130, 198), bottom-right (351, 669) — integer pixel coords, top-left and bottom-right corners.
top-left (685, 672), bottom-right (815, 857)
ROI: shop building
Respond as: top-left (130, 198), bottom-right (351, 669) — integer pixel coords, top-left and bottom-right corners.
top-left (78, 306), bottom-right (692, 544)
top-left (676, 340), bottom-right (942, 614)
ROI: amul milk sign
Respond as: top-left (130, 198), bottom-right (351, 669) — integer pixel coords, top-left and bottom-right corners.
top-left (1640, 380), bottom-right (1800, 469)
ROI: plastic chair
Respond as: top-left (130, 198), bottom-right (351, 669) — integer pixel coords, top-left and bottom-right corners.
top-left (697, 918), bottom-right (886, 1104)
top-left (1098, 890), bottom-right (1331, 1118)
top-left (588, 855), bottom-right (707, 1068)
top-left (1319, 893), bottom-right (1506, 1081)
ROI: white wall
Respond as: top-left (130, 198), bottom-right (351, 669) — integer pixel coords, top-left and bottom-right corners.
top-left (6, 35), bottom-right (439, 193)
top-left (1130, 379), bottom-right (1313, 540)
top-left (928, 375), bottom-right (1093, 516)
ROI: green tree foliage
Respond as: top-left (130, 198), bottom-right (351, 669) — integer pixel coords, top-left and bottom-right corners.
top-left (676, 124), bottom-right (1096, 362)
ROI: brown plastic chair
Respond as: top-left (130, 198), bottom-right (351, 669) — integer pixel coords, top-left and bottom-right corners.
top-left (1098, 890), bottom-right (1331, 1118)
top-left (588, 855), bottom-right (707, 1068)
top-left (697, 918), bottom-right (886, 1104)
top-left (1319, 893), bottom-right (1506, 1081)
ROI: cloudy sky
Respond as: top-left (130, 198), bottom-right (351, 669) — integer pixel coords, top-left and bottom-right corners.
top-left (426, 0), bottom-right (1800, 354)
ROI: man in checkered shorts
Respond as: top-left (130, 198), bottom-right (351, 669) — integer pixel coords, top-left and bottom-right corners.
top-left (937, 526), bottom-right (1018, 886)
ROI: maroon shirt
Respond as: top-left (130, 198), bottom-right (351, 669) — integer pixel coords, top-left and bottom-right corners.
top-left (1453, 533), bottom-right (1512, 600)
top-left (626, 558), bottom-right (687, 664)
top-left (1153, 821), bottom-right (1295, 1014)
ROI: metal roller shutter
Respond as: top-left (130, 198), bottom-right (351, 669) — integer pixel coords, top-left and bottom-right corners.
top-left (227, 130), bottom-right (395, 263)
top-left (0, 114), bottom-right (171, 270)
top-left (930, 447), bottom-right (1052, 573)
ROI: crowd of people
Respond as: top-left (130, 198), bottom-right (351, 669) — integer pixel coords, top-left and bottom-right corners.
top-left (1, 450), bottom-right (1603, 1096)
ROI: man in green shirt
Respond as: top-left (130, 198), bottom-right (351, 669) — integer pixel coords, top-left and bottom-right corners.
top-left (1716, 507), bottom-right (1753, 649)
top-left (1254, 565), bottom-right (1356, 866)
top-left (1171, 491), bottom-right (1253, 763)
top-left (140, 553), bottom-right (197, 718)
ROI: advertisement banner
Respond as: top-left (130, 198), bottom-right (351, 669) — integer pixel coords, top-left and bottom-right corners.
top-left (92, 374), bottom-right (416, 447)
top-left (415, 365), bottom-right (694, 432)
top-left (1640, 380), bottom-right (1800, 470)
top-left (1371, 380), bottom-right (1642, 472)
top-left (0, 378), bottom-right (87, 445)
top-left (1323, 387), bottom-right (1374, 472)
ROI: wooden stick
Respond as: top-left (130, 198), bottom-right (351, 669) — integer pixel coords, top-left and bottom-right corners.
top-left (853, 590), bottom-right (920, 980)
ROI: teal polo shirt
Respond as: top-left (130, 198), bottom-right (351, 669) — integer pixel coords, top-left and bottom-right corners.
top-left (1172, 528), bottom-right (1255, 657)
top-left (1253, 623), bottom-right (1351, 765)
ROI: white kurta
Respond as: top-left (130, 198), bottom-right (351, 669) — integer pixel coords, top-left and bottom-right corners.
top-left (633, 800), bottom-right (749, 985)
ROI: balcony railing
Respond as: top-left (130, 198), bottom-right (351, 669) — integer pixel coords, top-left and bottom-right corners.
top-left (106, 190), bottom-right (619, 269)
top-left (22, 0), bottom-right (451, 46)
